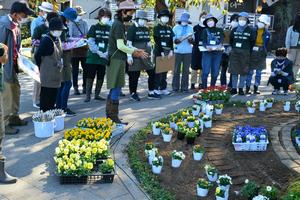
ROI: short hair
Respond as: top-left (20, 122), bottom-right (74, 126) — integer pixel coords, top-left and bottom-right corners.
top-left (199, 11), bottom-right (207, 20)
top-left (275, 48), bottom-right (288, 57)
top-left (98, 8), bottom-right (112, 19)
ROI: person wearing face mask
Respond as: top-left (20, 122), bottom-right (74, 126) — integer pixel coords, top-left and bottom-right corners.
top-left (229, 12), bottom-right (255, 95)
top-left (268, 48), bottom-right (294, 95)
top-left (106, 0), bottom-right (148, 124)
top-left (69, 6), bottom-right (89, 96)
top-left (56, 8), bottom-right (78, 116)
top-left (172, 12), bottom-right (194, 93)
top-left (30, 2), bottom-right (53, 36)
top-left (246, 14), bottom-right (271, 95)
top-left (126, 10), bottom-right (157, 101)
top-left (191, 12), bottom-right (207, 90)
top-left (34, 17), bottom-right (65, 111)
top-left (85, 8), bottom-right (111, 102)
top-left (0, 1), bottom-right (34, 135)
top-left (220, 14), bottom-right (239, 88)
top-left (153, 9), bottom-right (174, 96)
top-left (201, 14), bottom-right (224, 89)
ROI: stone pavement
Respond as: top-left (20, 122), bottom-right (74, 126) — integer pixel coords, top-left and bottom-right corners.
top-left (0, 57), bottom-right (297, 200)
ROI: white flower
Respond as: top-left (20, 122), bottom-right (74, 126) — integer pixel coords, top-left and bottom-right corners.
top-left (266, 186), bottom-right (272, 192)
top-left (253, 195), bottom-right (269, 200)
top-left (245, 179), bottom-right (249, 184)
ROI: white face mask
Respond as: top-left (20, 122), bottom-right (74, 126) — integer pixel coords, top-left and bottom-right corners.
top-left (51, 30), bottom-right (62, 37)
top-left (45, 21), bottom-right (49, 27)
top-left (138, 19), bottom-right (146, 27)
top-left (230, 21), bottom-right (238, 28)
top-left (18, 17), bottom-right (28, 24)
top-left (161, 16), bottom-right (169, 24)
top-left (207, 20), bottom-right (215, 28)
top-left (200, 17), bottom-right (205, 26)
top-left (257, 22), bottom-right (265, 29)
top-left (238, 20), bottom-right (247, 27)
top-left (181, 22), bottom-right (188, 26)
top-left (43, 13), bottom-right (47, 19)
top-left (101, 17), bottom-right (110, 25)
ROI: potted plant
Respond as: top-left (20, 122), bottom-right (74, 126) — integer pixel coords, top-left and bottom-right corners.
top-left (193, 145), bottom-right (205, 161)
top-left (177, 122), bottom-right (187, 140)
top-left (259, 185), bottom-right (279, 200)
top-left (197, 178), bottom-right (213, 197)
top-left (144, 142), bottom-right (157, 165)
top-left (171, 150), bottom-right (185, 168)
top-left (259, 100), bottom-right (267, 112)
top-left (169, 115), bottom-right (177, 129)
top-left (203, 115), bottom-right (212, 128)
top-left (241, 179), bottom-right (260, 200)
top-left (205, 104), bottom-right (214, 117)
top-left (187, 116), bottom-right (196, 128)
top-left (266, 98), bottom-right (274, 108)
top-left (252, 195), bottom-right (269, 200)
top-left (152, 122), bottom-right (161, 135)
top-left (195, 120), bottom-right (203, 136)
top-left (215, 187), bottom-right (227, 200)
top-left (99, 158), bottom-right (115, 182)
top-left (205, 164), bottom-right (218, 182)
top-left (296, 101), bottom-right (300, 112)
top-left (151, 155), bottom-right (163, 174)
top-left (192, 105), bottom-right (200, 116)
top-left (185, 128), bottom-right (197, 145)
top-left (32, 111), bottom-right (55, 138)
top-left (217, 174), bottom-right (232, 191)
top-left (246, 101), bottom-right (256, 114)
top-left (284, 101), bottom-right (291, 112)
top-left (215, 104), bottom-right (224, 115)
top-left (162, 127), bottom-right (173, 142)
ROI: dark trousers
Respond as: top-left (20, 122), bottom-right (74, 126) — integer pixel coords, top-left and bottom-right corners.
top-left (269, 76), bottom-right (289, 91)
top-left (86, 63), bottom-right (106, 80)
top-left (155, 72), bottom-right (167, 90)
top-left (40, 87), bottom-right (58, 112)
top-left (71, 57), bottom-right (87, 89)
top-left (220, 54), bottom-right (232, 88)
top-left (128, 69), bottom-right (155, 94)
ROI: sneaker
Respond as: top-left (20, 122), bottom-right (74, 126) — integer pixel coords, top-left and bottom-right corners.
top-left (160, 89), bottom-right (171, 96)
top-left (154, 90), bottom-right (161, 95)
top-left (9, 116), bottom-right (28, 126)
top-left (130, 93), bottom-right (141, 101)
top-left (5, 126), bottom-right (19, 135)
top-left (33, 103), bottom-right (40, 109)
top-left (272, 90), bottom-right (279, 95)
top-left (148, 92), bottom-right (161, 100)
top-left (238, 88), bottom-right (245, 95)
top-left (283, 90), bottom-right (289, 95)
top-left (190, 84), bottom-right (195, 90)
top-left (230, 88), bottom-right (237, 95)
top-left (73, 88), bottom-right (81, 95)
top-left (64, 108), bottom-right (76, 117)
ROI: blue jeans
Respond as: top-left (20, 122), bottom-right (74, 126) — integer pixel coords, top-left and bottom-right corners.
top-left (232, 75), bottom-right (247, 89)
top-left (246, 69), bottom-right (262, 87)
top-left (56, 80), bottom-right (72, 110)
top-left (201, 51), bottom-right (222, 88)
top-left (109, 87), bottom-right (122, 101)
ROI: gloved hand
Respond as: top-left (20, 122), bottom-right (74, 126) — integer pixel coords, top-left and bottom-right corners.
top-left (127, 56), bottom-right (133, 65)
top-left (161, 52), bottom-right (165, 58)
top-left (97, 51), bottom-right (108, 59)
top-left (168, 51), bottom-right (173, 59)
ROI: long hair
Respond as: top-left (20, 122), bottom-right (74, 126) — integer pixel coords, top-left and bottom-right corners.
top-left (293, 14), bottom-right (300, 32)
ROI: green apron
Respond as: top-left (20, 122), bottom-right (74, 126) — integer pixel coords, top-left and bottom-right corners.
top-left (106, 58), bottom-right (126, 89)
top-left (229, 48), bottom-right (250, 75)
top-left (250, 47), bottom-right (267, 70)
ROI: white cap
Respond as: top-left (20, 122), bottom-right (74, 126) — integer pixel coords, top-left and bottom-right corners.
top-left (258, 14), bottom-right (270, 26)
top-left (38, 2), bottom-right (54, 13)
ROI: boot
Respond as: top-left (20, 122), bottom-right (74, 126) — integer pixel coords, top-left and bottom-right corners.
top-left (5, 126), bottom-right (19, 135)
top-left (106, 98), bottom-right (128, 125)
top-left (190, 83), bottom-right (195, 90)
top-left (238, 88), bottom-right (245, 95)
top-left (9, 115), bottom-right (27, 126)
top-left (73, 87), bottom-right (80, 95)
top-left (253, 85), bottom-right (260, 94)
top-left (0, 159), bottom-right (17, 184)
top-left (230, 88), bottom-right (237, 95)
top-left (246, 86), bottom-right (251, 94)
top-left (94, 79), bottom-right (106, 101)
top-left (84, 79), bottom-right (94, 102)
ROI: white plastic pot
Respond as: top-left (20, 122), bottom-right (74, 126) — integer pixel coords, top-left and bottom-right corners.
top-left (54, 115), bottom-right (65, 132)
top-left (216, 196), bottom-right (227, 200)
top-left (188, 121), bottom-right (195, 128)
top-left (295, 106), bottom-right (300, 112)
top-left (148, 150), bottom-right (156, 165)
top-left (152, 165), bottom-right (162, 174)
top-left (206, 111), bottom-right (213, 117)
top-left (219, 185), bottom-right (230, 192)
top-left (206, 172), bottom-right (218, 182)
top-left (171, 158), bottom-right (182, 168)
top-left (247, 107), bottom-right (255, 114)
top-left (284, 105), bottom-right (290, 112)
top-left (34, 120), bottom-right (56, 138)
top-left (152, 127), bottom-right (161, 136)
top-left (215, 109), bottom-right (223, 115)
top-left (169, 122), bottom-right (176, 129)
top-left (267, 102), bottom-right (273, 108)
top-left (162, 133), bottom-right (172, 142)
top-left (259, 106), bottom-right (266, 112)
top-left (197, 186), bottom-right (209, 197)
top-left (204, 121), bottom-right (212, 128)
top-left (193, 152), bottom-right (203, 161)
top-left (192, 110), bottom-right (200, 116)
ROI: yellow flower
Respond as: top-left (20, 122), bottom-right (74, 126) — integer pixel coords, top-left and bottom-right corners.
top-left (64, 165), bottom-right (69, 170)
top-left (87, 163), bottom-right (93, 170)
top-left (92, 148), bottom-right (97, 154)
top-left (70, 164), bottom-right (76, 171)
top-left (107, 159), bottom-right (114, 166)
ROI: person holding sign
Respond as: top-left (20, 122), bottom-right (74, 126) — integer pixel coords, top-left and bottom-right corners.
top-left (172, 12), bottom-right (194, 93)
top-left (229, 12), bottom-right (255, 95)
top-left (201, 14), bottom-right (224, 89)
top-left (84, 8), bottom-right (111, 102)
top-left (153, 9), bottom-right (174, 97)
top-left (246, 14), bottom-right (271, 95)
top-left (127, 10), bottom-right (158, 101)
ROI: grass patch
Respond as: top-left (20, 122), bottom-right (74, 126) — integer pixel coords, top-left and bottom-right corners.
top-left (126, 124), bottom-right (175, 200)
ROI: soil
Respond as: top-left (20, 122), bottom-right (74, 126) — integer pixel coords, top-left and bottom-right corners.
top-left (139, 103), bottom-right (299, 200)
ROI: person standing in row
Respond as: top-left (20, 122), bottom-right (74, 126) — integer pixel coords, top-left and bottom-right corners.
top-left (106, 0), bottom-right (148, 124)
top-left (56, 8), bottom-right (77, 116)
top-left (85, 8), bottom-right (111, 102)
top-left (201, 14), bottom-right (224, 89)
top-left (191, 12), bottom-right (206, 90)
top-left (229, 12), bottom-right (255, 95)
top-left (127, 10), bottom-right (159, 101)
top-left (35, 17), bottom-right (64, 112)
top-left (30, 2), bottom-right (53, 36)
top-left (172, 12), bottom-right (194, 93)
top-left (69, 6), bottom-right (89, 95)
top-left (153, 9), bottom-right (174, 96)
top-left (246, 14), bottom-right (270, 94)
top-left (0, 1), bottom-right (34, 135)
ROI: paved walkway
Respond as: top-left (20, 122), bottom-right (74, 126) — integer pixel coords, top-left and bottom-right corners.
top-left (0, 58), bottom-right (297, 199)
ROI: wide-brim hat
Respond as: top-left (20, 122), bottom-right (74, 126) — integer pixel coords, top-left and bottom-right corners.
top-left (135, 10), bottom-right (148, 20)
top-left (177, 12), bottom-right (191, 24)
top-left (203, 14), bottom-right (218, 27)
top-left (117, 0), bottom-right (137, 11)
top-left (49, 17), bottom-right (67, 31)
top-left (61, 7), bottom-right (78, 21)
top-left (157, 9), bottom-right (172, 18)
top-left (75, 5), bottom-right (86, 16)
top-left (11, 1), bottom-right (35, 16)
top-left (38, 2), bottom-right (53, 13)
top-left (258, 14), bottom-right (270, 26)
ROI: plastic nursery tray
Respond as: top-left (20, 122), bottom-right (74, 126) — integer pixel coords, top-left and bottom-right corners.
top-left (232, 140), bottom-right (269, 152)
top-left (193, 99), bottom-right (225, 105)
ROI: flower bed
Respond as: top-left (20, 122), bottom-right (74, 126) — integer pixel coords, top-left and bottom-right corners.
top-left (193, 86), bottom-right (230, 105)
top-left (64, 128), bottom-right (112, 141)
top-left (77, 117), bottom-right (115, 131)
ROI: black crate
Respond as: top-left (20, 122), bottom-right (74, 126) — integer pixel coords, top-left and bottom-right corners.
top-left (59, 170), bottom-right (116, 184)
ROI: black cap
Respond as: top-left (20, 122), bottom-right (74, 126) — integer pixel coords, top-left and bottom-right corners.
top-left (11, 1), bottom-right (35, 16)
top-left (157, 9), bottom-right (172, 18)
top-left (230, 14), bottom-right (239, 22)
top-left (49, 17), bottom-right (66, 31)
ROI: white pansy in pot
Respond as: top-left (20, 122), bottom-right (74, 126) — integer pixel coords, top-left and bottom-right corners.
top-left (192, 105), bottom-right (201, 116)
top-left (204, 164), bottom-right (218, 182)
top-left (151, 155), bottom-right (164, 174)
top-left (203, 115), bottom-right (212, 128)
top-left (217, 174), bottom-right (232, 191)
top-left (205, 104), bottom-right (214, 117)
top-left (171, 150), bottom-right (185, 168)
top-left (246, 100), bottom-right (256, 114)
top-left (284, 101), bottom-right (291, 112)
top-left (259, 100), bottom-right (267, 112)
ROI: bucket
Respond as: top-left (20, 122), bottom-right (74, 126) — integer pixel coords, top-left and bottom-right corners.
top-left (54, 115), bottom-right (65, 132)
top-left (34, 120), bottom-right (56, 138)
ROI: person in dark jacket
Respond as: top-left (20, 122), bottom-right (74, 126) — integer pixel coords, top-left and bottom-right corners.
top-left (269, 48), bottom-right (294, 95)
top-left (191, 12), bottom-right (206, 90)
top-left (35, 17), bottom-right (64, 111)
